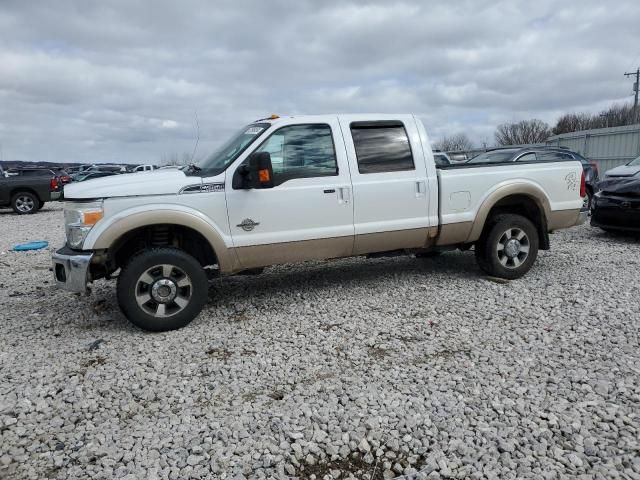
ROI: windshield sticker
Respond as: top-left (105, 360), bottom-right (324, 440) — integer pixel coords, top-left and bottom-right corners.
top-left (245, 127), bottom-right (264, 135)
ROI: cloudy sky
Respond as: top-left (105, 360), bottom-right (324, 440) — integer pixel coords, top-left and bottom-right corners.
top-left (1, 0), bottom-right (639, 164)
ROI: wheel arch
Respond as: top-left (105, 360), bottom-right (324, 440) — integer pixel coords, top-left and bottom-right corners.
top-left (86, 208), bottom-right (239, 274)
top-left (468, 183), bottom-right (551, 250)
top-left (10, 188), bottom-right (41, 202)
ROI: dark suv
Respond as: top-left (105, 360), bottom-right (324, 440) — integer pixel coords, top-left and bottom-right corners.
top-left (468, 147), bottom-right (599, 209)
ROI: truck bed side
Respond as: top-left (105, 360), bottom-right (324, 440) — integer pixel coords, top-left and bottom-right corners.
top-left (434, 161), bottom-right (584, 246)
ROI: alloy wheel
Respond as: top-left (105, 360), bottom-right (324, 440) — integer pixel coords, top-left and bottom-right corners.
top-left (15, 195), bottom-right (35, 213)
top-left (134, 264), bottom-right (192, 318)
top-left (496, 228), bottom-right (530, 269)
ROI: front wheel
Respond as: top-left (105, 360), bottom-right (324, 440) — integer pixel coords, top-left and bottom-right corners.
top-left (475, 214), bottom-right (539, 280)
top-left (117, 247), bottom-right (209, 331)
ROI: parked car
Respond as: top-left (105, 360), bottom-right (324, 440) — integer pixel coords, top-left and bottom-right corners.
top-left (432, 150), bottom-right (451, 166)
top-left (601, 154), bottom-right (640, 179)
top-left (51, 114), bottom-right (586, 331)
top-left (7, 167), bottom-right (75, 188)
top-left (87, 165), bottom-right (127, 173)
top-left (55, 169), bottom-right (73, 185)
top-left (74, 171), bottom-right (120, 182)
top-left (0, 166), bottom-right (62, 214)
top-left (468, 147), bottom-right (599, 209)
top-left (591, 155), bottom-right (640, 233)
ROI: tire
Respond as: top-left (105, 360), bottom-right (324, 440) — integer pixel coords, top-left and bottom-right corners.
top-left (11, 191), bottom-right (39, 214)
top-left (474, 214), bottom-right (539, 280)
top-left (117, 247), bottom-right (208, 332)
top-left (37, 201), bottom-right (45, 210)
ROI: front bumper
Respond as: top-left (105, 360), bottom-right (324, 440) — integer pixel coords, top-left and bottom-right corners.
top-left (52, 247), bottom-right (93, 293)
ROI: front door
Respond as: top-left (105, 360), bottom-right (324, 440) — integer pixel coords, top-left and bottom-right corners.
top-left (225, 118), bottom-right (354, 269)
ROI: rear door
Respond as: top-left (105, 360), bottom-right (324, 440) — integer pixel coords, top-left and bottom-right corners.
top-left (338, 115), bottom-right (431, 254)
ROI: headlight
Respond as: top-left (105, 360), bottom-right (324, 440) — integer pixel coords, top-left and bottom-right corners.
top-left (64, 200), bottom-right (104, 249)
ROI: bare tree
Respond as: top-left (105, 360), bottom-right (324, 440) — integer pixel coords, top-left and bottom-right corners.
top-left (552, 102), bottom-right (637, 135)
top-left (494, 119), bottom-right (551, 146)
top-left (433, 133), bottom-right (473, 152)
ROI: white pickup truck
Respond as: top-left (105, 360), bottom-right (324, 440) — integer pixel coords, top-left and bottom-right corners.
top-left (52, 114), bottom-right (586, 331)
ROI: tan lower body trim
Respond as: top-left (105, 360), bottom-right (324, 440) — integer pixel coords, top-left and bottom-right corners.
top-left (353, 228), bottom-right (431, 255)
top-left (233, 236), bottom-right (354, 270)
top-left (435, 222), bottom-right (473, 246)
top-left (547, 208), bottom-right (581, 230)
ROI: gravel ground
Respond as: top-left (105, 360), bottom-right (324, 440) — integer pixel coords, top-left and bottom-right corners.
top-left (1, 204), bottom-right (639, 480)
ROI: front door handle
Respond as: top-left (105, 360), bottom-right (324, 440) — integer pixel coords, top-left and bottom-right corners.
top-left (415, 180), bottom-right (426, 198)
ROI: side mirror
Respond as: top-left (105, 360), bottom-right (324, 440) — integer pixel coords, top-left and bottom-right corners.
top-left (248, 152), bottom-right (274, 189)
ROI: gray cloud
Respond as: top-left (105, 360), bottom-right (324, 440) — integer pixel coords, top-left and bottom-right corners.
top-left (0, 0), bottom-right (638, 163)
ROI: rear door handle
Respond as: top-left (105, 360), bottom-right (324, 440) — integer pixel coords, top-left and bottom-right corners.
top-left (338, 187), bottom-right (350, 204)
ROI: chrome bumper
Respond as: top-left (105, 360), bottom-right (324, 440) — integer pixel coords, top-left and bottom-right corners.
top-left (52, 248), bottom-right (93, 293)
top-left (575, 210), bottom-right (588, 226)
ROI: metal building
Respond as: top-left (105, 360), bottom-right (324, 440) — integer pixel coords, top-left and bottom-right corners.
top-left (545, 124), bottom-right (640, 173)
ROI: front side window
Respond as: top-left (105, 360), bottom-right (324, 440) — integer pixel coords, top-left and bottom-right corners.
top-left (253, 124), bottom-right (338, 185)
top-left (350, 122), bottom-right (415, 174)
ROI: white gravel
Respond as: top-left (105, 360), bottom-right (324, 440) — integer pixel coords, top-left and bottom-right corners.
top-left (1, 204), bottom-right (639, 480)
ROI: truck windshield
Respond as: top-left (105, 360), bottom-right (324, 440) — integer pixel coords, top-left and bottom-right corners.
top-left (197, 123), bottom-right (270, 175)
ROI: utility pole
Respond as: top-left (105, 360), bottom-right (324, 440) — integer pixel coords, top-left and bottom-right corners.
top-left (599, 112), bottom-right (613, 128)
top-left (625, 68), bottom-right (639, 122)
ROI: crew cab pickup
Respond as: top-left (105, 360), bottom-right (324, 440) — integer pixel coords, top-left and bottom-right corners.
top-left (0, 166), bottom-right (62, 214)
top-left (51, 114), bottom-right (587, 331)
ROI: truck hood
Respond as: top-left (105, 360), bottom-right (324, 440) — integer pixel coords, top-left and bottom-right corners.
top-left (604, 165), bottom-right (640, 178)
top-left (63, 170), bottom-right (203, 199)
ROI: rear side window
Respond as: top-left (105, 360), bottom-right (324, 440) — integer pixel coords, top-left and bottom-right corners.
top-left (350, 121), bottom-right (415, 174)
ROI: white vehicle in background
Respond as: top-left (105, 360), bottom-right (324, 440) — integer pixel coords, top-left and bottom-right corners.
top-left (133, 164), bottom-right (157, 173)
top-left (52, 114), bottom-right (587, 331)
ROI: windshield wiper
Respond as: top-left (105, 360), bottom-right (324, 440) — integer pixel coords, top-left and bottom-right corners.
top-left (188, 163), bottom-right (201, 172)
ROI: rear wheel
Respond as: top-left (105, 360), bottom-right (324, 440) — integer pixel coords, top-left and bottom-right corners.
top-left (11, 192), bottom-right (38, 214)
top-left (37, 200), bottom-right (45, 210)
top-left (475, 214), bottom-right (539, 280)
top-left (117, 247), bottom-right (208, 331)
